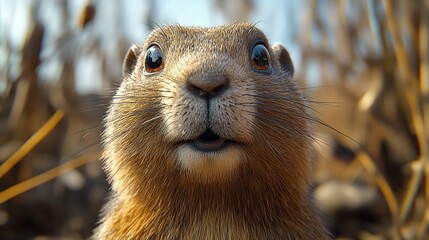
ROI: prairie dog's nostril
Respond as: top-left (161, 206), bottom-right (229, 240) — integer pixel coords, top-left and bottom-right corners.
top-left (187, 76), bottom-right (229, 99)
top-left (212, 84), bottom-right (226, 95)
top-left (187, 84), bottom-right (206, 98)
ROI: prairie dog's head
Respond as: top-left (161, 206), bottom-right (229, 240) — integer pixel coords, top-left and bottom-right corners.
top-left (103, 24), bottom-right (311, 193)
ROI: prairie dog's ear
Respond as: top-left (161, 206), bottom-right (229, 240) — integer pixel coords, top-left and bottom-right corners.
top-left (272, 43), bottom-right (294, 76)
top-left (123, 45), bottom-right (141, 77)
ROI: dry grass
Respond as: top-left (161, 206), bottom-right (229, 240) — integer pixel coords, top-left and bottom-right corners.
top-left (299, 0), bottom-right (428, 239)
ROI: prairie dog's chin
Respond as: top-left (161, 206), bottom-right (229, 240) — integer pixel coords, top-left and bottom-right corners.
top-left (176, 144), bottom-right (242, 182)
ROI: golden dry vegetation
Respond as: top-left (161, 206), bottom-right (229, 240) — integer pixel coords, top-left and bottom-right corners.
top-left (0, 0), bottom-right (428, 239)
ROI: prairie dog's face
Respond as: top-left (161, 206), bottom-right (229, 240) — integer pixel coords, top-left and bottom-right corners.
top-left (104, 24), bottom-right (304, 185)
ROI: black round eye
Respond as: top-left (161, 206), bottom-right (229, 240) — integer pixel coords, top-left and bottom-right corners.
top-left (251, 43), bottom-right (270, 71)
top-left (145, 44), bottom-right (164, 73)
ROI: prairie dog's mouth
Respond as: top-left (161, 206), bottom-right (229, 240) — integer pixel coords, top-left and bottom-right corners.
top-left (176, 128), bottom-right (243, 180)
top-left (190, 128), bottom-right (228, 152)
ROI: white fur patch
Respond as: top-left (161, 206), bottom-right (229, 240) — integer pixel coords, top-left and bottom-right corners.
top-left (176, 144), bottom-right (242, 182)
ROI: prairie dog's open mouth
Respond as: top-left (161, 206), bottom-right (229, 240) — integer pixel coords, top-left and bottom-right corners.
top-left (176, 128), bottom-right (242, 179)
top-left (190, 128), bottom-right (228, 152)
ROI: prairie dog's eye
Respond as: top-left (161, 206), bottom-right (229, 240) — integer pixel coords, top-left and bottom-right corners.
top-left (251, 43), bottom-right (270, 71)
top-left (144, 44), bottom-right (164, 73)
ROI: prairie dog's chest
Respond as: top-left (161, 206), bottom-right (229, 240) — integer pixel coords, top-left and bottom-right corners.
top-left (182, 214), bottom-right (249, 240)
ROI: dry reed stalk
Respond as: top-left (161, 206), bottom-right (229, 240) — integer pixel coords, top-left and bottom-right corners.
top-left (0, 151), bottom-right (100, 204)
top-left (381, 3), bottom-right (428, 238)
top-left (417, 1), bottom-right (429, 237)
top-left (356, 151), bottom-right (401, 239)
top-left (0, 110), bottom-right (65, 178)
top-left (301, 0), bottom-right (428, 238)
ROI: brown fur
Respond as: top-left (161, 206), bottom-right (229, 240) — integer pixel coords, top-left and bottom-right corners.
top-left (94, 23), bottom-right (330, 239)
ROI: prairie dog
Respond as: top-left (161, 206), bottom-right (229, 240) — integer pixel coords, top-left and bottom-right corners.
top-left (94, 23), bottom-right (330, 239)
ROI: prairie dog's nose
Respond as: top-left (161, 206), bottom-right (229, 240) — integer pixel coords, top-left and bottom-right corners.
top-left (187, 75), bottom-right (229, 99)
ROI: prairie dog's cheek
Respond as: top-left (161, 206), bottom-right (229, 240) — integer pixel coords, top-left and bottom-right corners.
top-left (160, 80), bottom-right (207, 141)
top-left (209, 79), bottom-right (256, 142)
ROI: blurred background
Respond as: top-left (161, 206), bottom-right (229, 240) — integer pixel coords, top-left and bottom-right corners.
top-left (0, 0), bottom-right (428, 239)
